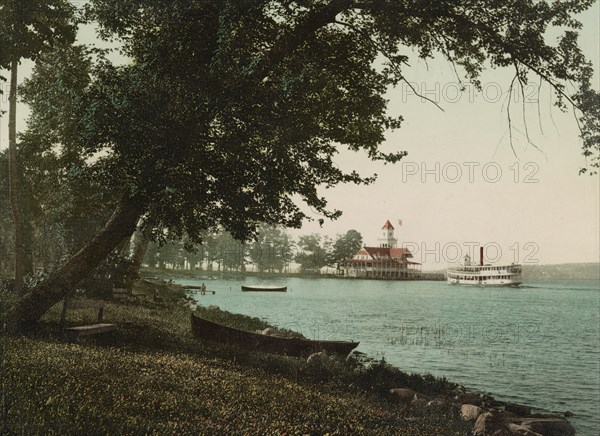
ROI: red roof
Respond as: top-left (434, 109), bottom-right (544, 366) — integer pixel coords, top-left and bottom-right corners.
top-left (340, 259), bottom-right (420, 266)
top-left (363, 246), bottom-right (413, 260)
top-left (382, 220), bottom-right (394, 230)
top-left (391, 248), bottom-right (413, 259)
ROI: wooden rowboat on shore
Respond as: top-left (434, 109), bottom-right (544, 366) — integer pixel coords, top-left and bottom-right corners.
top-left (191, 314), bottom-right (359, 357)
top-left (241, 285), bottom-right (287, 292)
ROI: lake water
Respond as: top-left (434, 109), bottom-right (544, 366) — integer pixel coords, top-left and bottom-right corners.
top-left (177, 276), bottom-right (600, 435)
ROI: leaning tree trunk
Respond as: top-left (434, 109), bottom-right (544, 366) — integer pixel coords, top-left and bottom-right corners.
top-left (115, 235), bottom-right (131, 257)
top-left (5, 196), bottom-right (143, 329)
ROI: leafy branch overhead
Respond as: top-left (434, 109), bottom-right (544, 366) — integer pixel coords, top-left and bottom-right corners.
top-left (19, 0), bottom-right (598, 250)
top-left (4, 0), bottom-right (598, 327)
top-left (0, 0), bottom-right (78, 70)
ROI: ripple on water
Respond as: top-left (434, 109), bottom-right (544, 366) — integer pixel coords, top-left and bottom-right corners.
top-left (182, 277), bottom-right (600, 435)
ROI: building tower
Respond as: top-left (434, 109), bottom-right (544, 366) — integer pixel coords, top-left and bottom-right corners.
top-left (378, 220), bottom-right (397, 248)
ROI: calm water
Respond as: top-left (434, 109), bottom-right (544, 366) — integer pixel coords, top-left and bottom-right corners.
top-left (177, 276), bottom-right (600, 435)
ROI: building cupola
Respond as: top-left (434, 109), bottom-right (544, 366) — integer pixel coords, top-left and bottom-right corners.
top-left (378, 220), bottom-right (397, 248)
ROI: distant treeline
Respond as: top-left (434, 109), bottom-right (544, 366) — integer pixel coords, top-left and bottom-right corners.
top-left (142, 226), bottom-right (364, 274)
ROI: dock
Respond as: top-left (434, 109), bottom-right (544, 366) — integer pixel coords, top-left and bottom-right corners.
top-left (185, 286), bottom-right (215, 294)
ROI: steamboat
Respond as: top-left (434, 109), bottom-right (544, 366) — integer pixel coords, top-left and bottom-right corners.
top-left (447, 247), bottom-right (522, 286)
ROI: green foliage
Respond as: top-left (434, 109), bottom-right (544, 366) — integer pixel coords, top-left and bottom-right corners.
top-left (248, 224), bottom-right (294, 273)
top-left (79, 253), bottom-right (136, 298)
top-left (1, 43), bottom-right (118, 277)
top-left (0, 277), bottom-right (15, 295)
top-left (0, 0), bottom-right (79, 293)
top-left (8, 0), bottom-right (598, 323)
top-left (0, 0), bottom-right (78, 67)
top-left (295, 233), bottom-right (331, 272)
top-left (17, 0), bottom-right (595, 256)
top-left (217, 232), bottom-right (248, 272)
top-left (330, 229), bottom-right (363, 264)
top-left (142, 225), bottom-right (296, 274)
top-left (1, 288), bottom-right (470, 434)
top-left (155, 242), bottom-right (184, 270)
top-left (0, 151), bottom-right (13, 274)
top-left (18, 44), bottom-right (120, 259)
top-left (195, 305), bottom-right (271, 333)
top-left (577, 87), bottom-right (600, 174)
top-left (352, 357), bottom-right (457, 399)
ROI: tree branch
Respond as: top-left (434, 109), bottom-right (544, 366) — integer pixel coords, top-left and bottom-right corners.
top-left (446, 11), bottom-right (582, 112)
top-left (251, 0), bottom-right (355, 81)
top-left (334, 19), bottom-right (445, 112)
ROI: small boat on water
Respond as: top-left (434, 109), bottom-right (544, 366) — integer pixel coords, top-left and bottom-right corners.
top-left (191, 314), bottom-right (359, 357)
top-left (241, 285), bottom-right (287, 292)
top-left (447, 247), bottom-right (522, 286)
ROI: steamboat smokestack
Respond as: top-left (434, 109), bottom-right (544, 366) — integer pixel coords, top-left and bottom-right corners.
top-left (480, 247), bottom-right (484, 266)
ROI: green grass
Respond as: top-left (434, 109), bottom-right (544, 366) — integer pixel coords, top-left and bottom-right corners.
top-left (1, 281), bottom-right (471, 435)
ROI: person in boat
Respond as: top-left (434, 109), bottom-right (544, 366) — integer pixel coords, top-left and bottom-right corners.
top-left (200, 283), bottom-right (206, 295)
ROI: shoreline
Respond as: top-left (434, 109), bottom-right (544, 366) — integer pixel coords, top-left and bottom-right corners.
top-left (141, 265), bottom-right (600, 283)
top-left (1, 278), bottom-right (579, 434)
top-left (1, 279), bottom-right (470, 434)
top-left (170, 273), bottom-right (585, 435)
top-left (143, 267), bottom-right (447, 282)
top-left (173, 276), bottom-right (580, 435)
top-left (186, 298), bottom-right (577, 436)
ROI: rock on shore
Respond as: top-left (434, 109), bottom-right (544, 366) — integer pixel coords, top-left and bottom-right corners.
top-left (387, 385), bottom-right (576, 436)
top-left (461, 404), bottom-right (484, 421)
top-left (473, 411), bottom-right (575, 436)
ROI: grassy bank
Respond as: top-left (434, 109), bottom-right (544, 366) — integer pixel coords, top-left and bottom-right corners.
top-left (1, 281), bottom-right (471, 435)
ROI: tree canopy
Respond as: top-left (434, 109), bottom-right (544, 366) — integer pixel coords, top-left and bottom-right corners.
top-left (330, 230), bottom-right (363, 265)
top-left (0, 0), bottom-right (77, 68)
top-left (5, 0), bottom-right (599, 325)
top-left (23, 0), bottom-right (599, 244)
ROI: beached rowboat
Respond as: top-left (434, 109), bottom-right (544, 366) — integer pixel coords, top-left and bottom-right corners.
top-left (191, 314), bottom-right (359, 357)
top-left (241, 285), bottom-right (287, 292)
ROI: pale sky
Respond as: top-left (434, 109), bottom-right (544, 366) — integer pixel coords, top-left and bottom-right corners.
top-left (294, 4), bottom-right (600, 268)
top-left (1, 3), bottom-right (599, 268)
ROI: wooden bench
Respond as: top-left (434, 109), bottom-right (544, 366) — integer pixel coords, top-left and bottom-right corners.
top-left (112, 288), bottom-right (129, 301)
top-left (60, 300), bottom-right (116, 342)
top-left (114, 287), bottom-right (146, 301)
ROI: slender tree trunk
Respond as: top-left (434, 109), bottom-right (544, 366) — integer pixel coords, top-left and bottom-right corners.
top-left (8, 60), bottom-right (26, 294)
top-left (130, 223), bottom-right (152, 278)
top-left (20, 173), bottom-right (35, 279)
top-left (5, 196), bottom-right (143, 329)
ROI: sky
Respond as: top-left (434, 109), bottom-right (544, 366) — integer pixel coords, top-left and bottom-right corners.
top-left (1, 2), bottom-right (599, 269)
top-left (292, 3), bottom-right (600, 268)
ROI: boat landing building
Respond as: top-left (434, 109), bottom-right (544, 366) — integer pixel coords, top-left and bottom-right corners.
top-left (338, 220), bottom-right (422, 279)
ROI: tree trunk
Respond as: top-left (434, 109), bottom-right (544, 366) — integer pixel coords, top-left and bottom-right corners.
top-left (20, 172), bottom-right (36, 279)
top-left (5, 196), bottom-right (143, 329)
top-left (130, 222), bottom-right (152, 278)
top-left (115, 236), bottom-right (131, 257)
top-left (8, 60), bottom-right (27, 294)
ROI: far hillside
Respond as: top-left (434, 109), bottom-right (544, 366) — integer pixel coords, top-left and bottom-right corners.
top-left (522, 263), bottom-right (600, 282)
top-left (423, 263), bottom-right (600, 282)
